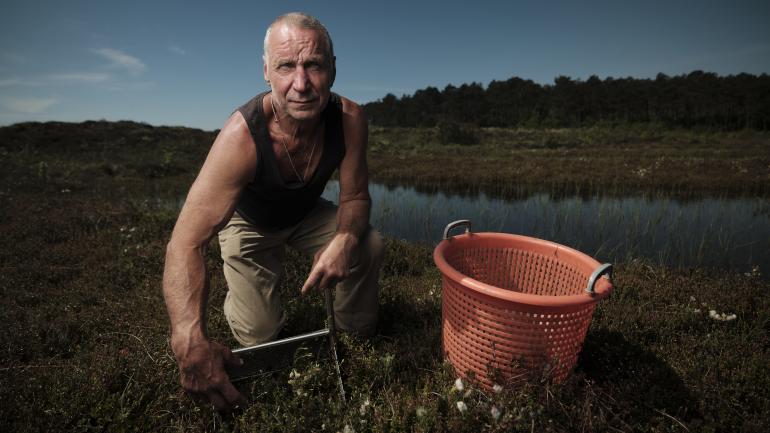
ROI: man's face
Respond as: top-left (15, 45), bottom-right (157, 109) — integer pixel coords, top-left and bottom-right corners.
top-left (264, 24), bottom-right (334, 123)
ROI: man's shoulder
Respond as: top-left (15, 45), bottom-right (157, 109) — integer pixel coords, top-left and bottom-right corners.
top-left (334, 94), bottom-right (365, 120)
top-left (235, 91), bottom-right (269, 122)
top-left (216, 111), bottom-right (255, 151)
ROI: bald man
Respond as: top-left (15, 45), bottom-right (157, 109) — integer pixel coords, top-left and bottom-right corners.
top-left (162, 12), bottom-right (383, 411)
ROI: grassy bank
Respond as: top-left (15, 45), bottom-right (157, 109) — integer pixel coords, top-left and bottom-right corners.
top-left (368, 125), bottom-right (770, 198)
top-left (1, 121), bottom-right (769, 432)
top-left (2, 120), bottom-right (769, 199)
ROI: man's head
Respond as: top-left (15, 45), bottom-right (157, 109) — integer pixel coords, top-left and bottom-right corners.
top-left (263, 12), bottom-right (336, 123)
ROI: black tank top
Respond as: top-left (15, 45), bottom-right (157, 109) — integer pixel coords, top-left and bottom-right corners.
top-left (234, 92), bottom-right (346, 230)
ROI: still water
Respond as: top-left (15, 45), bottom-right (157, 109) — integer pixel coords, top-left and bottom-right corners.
top-left (322, 181), bottom-right (769, 273)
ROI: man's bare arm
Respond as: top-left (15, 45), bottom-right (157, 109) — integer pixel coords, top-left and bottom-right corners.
top-left (301, 98), bottom-right (371, 293)
top-left (162, 112), bottom-right (255, 410)
top-left (337, 98), bottom-right (372, 238)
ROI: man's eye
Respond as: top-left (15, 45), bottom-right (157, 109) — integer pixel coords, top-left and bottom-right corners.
top-left (278, 64), bottom-right (293, 71)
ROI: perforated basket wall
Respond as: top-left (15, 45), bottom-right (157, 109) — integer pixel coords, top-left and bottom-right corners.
top-left (434, 232), bottom-right (613, 390)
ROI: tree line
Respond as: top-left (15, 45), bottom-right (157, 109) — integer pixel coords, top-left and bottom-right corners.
top-left (362, 71), bottom-right (770, 130)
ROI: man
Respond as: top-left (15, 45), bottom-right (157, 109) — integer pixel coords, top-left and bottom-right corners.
top-left (162, 12), bottom-right (384, 411)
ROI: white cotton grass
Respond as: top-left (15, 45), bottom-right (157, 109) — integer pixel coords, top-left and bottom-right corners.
top-left (490, 405), bottom-right (501, 421)
top-left (454, 377), bottom-right (464, 392)
top-left (492, 383), bottom-right (503, 394)
top-left (456, 401), bottom-right (467, 413)
top-left (709, 310), bottom-right (737, 321)
top-left (415, 406), bottom-right (427, 418)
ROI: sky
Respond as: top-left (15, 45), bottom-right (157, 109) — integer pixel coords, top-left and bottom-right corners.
top-left (1, 0), bottom-right (768, 131)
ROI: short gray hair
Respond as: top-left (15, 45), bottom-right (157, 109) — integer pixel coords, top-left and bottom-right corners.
top-left (263, 12), bottom-right (334, 64)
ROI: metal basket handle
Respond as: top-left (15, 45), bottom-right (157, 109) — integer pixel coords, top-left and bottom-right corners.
top-left (443, 219), bottom-right (472, 240)
top-left (586, 263), bottom-right (613, 294)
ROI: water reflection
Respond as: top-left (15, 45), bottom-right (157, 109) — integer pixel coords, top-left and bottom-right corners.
top-left (323, 181), bottom-right (769, 273)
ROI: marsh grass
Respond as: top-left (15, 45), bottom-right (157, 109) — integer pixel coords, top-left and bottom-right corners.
top-left (368, 125), bottom-right (770, 199)
top-left (1, 121), bottom-right (769, 432)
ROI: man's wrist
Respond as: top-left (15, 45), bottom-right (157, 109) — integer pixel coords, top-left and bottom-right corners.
top-left (170, 325), bottom-right (207, 357)
top-left (334, 231), bottom-right (360, 251)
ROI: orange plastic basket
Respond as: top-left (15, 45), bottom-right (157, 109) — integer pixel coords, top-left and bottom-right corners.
top-left (434, 220), bottom-right (613, 390)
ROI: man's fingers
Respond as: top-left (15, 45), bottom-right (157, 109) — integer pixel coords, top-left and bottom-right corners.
top-left (318, 274), bottom-right (335, 291)
top-left (222, 347), bottom-right (243, 367)
top-left (221, 381), bottom-right (247, 408)
top-left (301, 270), bottom-right (321, 295)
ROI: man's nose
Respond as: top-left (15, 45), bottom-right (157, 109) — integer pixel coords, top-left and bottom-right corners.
top-left (292, 67), bottom-right (309, 92)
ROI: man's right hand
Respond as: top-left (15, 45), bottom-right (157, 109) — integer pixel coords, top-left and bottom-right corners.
top-left (172, 336), bottom-right (246, 412)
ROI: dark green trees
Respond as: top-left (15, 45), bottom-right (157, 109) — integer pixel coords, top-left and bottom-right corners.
top-left (363, 72), bottom-right (770, 130)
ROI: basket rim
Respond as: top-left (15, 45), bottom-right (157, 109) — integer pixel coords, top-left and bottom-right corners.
top-left (433, 232), bottom-right (613, 307)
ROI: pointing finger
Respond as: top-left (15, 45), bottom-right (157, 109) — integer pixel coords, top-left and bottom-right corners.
top-left (301, 270), bottom-right (321, 295)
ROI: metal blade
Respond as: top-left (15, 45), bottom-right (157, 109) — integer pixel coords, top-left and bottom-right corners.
top-left (227, 329), bottom-right (330, 381)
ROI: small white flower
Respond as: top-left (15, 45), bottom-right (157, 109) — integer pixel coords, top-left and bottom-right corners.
top-left (689, 296), bottom-right (696, 302)
top-left (490, 405), bottom-right (501, 421)
top-left (359, 398), bottom-right (371, 416)
top-left (709, 310), bottom-right (737, 321)
top-left (456, 401), bottom-right (467, 413)
top-left (493, 384), bottom-right (503, 394)
top-left (454, 377), bottom-right (464, 391)
top-left (416, 406), bottom-right (427, 417)
top-left (342, 424), bottom-right (355, 433)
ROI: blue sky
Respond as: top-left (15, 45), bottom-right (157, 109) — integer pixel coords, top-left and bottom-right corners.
top-left (1, 0), bottom-right (768, 130)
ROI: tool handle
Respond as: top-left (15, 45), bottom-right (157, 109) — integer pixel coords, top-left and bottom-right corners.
top-left (324, 287), bottom-right (335, 333)
top-left (324, 287), bottom-right (346, 403)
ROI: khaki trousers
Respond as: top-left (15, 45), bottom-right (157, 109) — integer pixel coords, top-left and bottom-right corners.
top-left (218, 199), bottom-right (384, 346)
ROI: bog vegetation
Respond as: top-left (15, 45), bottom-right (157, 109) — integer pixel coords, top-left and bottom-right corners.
top-left (0, 119), bottom-right (768, 432)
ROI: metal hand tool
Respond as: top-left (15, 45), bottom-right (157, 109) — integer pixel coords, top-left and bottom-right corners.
top-left (226, 287), bottom-right (346, 402)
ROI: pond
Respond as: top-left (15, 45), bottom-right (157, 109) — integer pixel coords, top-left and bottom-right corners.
top-left (322, 181), bottom-right (769, 274)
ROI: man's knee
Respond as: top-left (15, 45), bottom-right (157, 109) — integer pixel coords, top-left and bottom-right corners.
top-left (362, 228), bottom-right (385, 269)
top-left (223, 292), bottom-right (285, 346)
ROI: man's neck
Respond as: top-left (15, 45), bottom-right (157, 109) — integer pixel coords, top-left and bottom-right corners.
top-left (268, 94), bottom-right (321, 141)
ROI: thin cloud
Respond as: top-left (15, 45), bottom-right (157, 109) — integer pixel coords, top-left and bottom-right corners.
top-left (101, 80), bottom-right (156, 91)
top-left (168, 45), bottom-right (187, 55)
top-left (3, 96), bottom-right (58, 114)
top-left (92, 48), bottom-right (147, 75)
top-left (49, 73), bottom-right (111, 83)
top-left (0, 73), bottom-right (111, 87)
